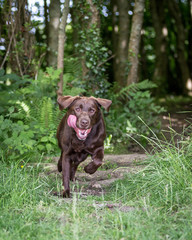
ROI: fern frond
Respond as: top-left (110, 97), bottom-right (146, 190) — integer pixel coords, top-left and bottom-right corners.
top-left (115, 80), bottom-right (157, 100)
top-left (64, 57), bottom-right (82, 78)
top-left (39, 97), bottom-right (53, 129)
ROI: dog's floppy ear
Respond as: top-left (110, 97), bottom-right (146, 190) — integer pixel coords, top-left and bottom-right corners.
top-left (57, 96), bottom-right (80, 110)
top-left (91, 97), bottom-right (112, 112)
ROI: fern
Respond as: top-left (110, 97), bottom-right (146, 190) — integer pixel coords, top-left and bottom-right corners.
top-left (39, 97), bottom-right (53, 129)
top-left (64, 57), bottom-right (82, 79)
top-left (63, 73), bottom-right (85, 96)
top-left (115, 80), bottom-right (157, 100)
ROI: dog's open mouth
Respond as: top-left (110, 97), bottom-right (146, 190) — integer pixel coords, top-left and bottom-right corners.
top-left (67, 115), bottom-right (91, 141)
top-left (76, 128), bottom-right (91, 140)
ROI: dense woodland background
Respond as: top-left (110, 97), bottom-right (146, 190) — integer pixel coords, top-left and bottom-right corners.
top-left (0, 0), bottom-right (192, 158)
top-left (1, 0), bottom-right (192, 94)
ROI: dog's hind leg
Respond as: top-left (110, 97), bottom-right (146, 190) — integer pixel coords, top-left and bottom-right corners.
top-left (57, 152), bottom-right (63, 172)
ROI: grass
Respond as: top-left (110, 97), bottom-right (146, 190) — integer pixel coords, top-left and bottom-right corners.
top-left (1, 133), bottom-right (192, 240)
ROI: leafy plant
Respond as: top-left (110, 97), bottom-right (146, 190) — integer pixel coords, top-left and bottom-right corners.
top-left (0, 115), bottom-right (36, 160)
top-left (105, 80), bottom-right (165, 146)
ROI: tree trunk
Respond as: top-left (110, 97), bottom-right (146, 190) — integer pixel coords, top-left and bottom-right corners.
top-left (167, 0), bottom-right (191, 94)
top-left (127, 0), bottom-right (145, 86)
top-left (188, 0), bottom-right (192, 80)
top-left (71, 0), bottom-right (79, 54)
top-left (150, 0), bottom-right (168, 94)
top-left (114, 0), bottom-right (130, 88)
top-left (87, 0), bottom-right (100, 29)
top-left (57, 0), bottom-right (70, 97)
top-left (112, 0), bottom-right (118, 85)
top-left (80, 0), bottom-right (100, 80)
top-left (47, 0), bottom-right (60, 68)
top-left (44, 0), bottom-right (49, 47)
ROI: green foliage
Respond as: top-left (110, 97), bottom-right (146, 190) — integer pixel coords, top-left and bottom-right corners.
top-left (0, 69), bottom-right (62, 160)
top-left (106, 80), bottom-right (165, 145)
top-left (63, 73), bottom-right (86, 96)
top-left (0, 110), bottom-right (57, 161)
top-left (20, 67), bottom-right (61, 99)
top-left (39, 97), bottom-right (53, 129)
top-left (0, 115), bottom-right (36, 159)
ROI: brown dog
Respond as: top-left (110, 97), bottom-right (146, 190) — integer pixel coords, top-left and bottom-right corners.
top-left (57, 95), bottom-right (112, 197)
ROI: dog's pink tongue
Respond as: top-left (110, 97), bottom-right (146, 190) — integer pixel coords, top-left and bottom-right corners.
top-left (67, 115), bottom-right (77, 129)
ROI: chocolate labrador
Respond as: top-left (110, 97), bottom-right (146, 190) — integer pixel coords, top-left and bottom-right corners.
top-left (57, 95), bottom-right (112, 197)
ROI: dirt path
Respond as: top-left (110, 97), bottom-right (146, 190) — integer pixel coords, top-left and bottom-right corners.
top-left (44, 154), bottom-right (147, 197)
top-left (160, 111), bottom-right (191, 140)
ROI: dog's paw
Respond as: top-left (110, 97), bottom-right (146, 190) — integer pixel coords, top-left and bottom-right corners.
top-left (84, 161), bottom-right (101, 174)
top-left (63, 189), bottom-right (70, 198)
top-left (57, 162), bottom-right (62, 172)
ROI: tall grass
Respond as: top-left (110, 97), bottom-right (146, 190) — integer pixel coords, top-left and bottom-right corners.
top-left (110, 124), bottom-right (192, 210)
top-left (1, 126), bottom-right (192, 239)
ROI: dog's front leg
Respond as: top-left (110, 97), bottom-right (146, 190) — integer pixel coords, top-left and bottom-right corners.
top-left (61, 153), bottom-right (71, 198)
top-left (84, 147), bottom-right (104, 174)
top-left (70, 152), bottom-right (89, 181)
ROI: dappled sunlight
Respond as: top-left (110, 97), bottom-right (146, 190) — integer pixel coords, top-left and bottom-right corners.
top-left (186, 78), bottom-right (192, 95)
top-left (162, 27), bottom-right (168, 36)
top-left (162, 115), bottom-right (188, 129)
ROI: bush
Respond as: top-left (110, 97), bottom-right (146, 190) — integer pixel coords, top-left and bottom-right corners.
top-left (0, 112), bottom-right (58, 161)
top-left (105, 80), bottom-right (165, 146)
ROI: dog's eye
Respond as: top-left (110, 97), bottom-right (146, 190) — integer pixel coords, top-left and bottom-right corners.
top-left (75, 107), bottom-right (81, 112)
top-left (89, 109), bottom-right (95, 114)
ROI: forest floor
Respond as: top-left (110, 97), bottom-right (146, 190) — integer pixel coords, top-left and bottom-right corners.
top-left (43, 104), bottom-right (191, 199)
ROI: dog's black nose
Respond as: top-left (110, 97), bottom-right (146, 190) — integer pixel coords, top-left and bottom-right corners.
top-left (81, 119), bottom-right (89, 128)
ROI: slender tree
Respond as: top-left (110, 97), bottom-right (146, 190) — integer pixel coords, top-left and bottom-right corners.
top-left (44, 0), bottom-right (49, 47)
top-left (114, 0), bottom-right (130, 88)
top-left (167, 0), bottom-right (191, 94)
top-left (112, 0), bottom-right (118, 84)
top-left (188, 0), bottom-right (192, 79)
top-left (150, 0), bottom-right (168, 94)
top-left (57, 0), bottom-right (70, 96)
top-left (127, 0), bottom-right (145, 86)
top-left (47, 0), bottom-right (60, 67)
top-left (71, 0), bottom-right (79, 54)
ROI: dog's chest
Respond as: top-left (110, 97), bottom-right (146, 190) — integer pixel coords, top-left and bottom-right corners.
top-left (71, 139), bottom-right (86, 152)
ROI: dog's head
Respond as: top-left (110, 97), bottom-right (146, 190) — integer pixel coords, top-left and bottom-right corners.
top-left (57, 96), bottom-right (112, 140)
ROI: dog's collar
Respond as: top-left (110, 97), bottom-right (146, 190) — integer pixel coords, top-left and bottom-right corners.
top-left (67, 115), bottom-right (92, 141)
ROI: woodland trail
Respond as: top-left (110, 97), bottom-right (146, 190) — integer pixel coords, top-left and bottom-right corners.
top-left (44, 153), bottom-right (147, 197)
